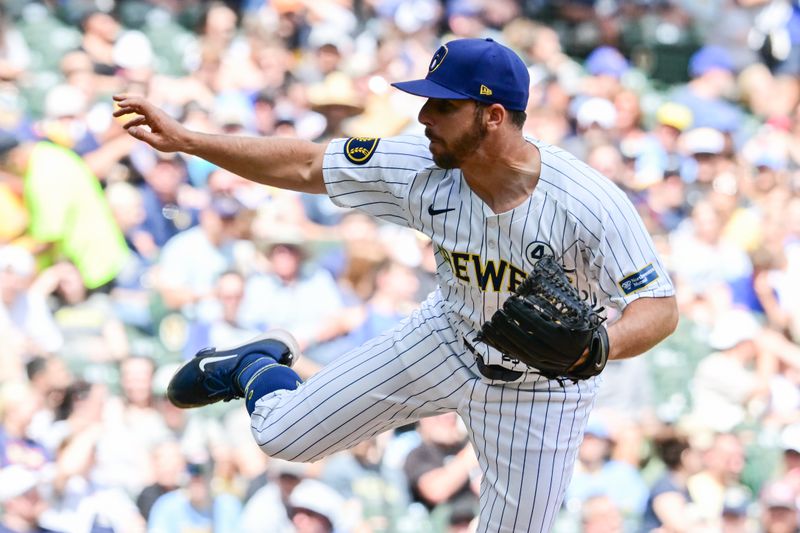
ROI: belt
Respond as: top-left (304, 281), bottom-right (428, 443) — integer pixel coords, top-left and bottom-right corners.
top-left (474, 354), bottom-right (524, 382)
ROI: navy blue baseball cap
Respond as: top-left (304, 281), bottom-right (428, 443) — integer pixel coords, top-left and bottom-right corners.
top-left (392, 38), bottom-right (530, 112)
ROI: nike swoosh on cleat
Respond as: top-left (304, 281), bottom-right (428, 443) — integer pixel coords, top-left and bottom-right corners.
top-left (198, 353), bottom-right (239, 372)
top-left (428, 205), bottom-right (455, 216)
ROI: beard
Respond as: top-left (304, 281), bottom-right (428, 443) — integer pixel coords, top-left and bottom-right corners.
top-left (428, 109), bottom-right (488, 169)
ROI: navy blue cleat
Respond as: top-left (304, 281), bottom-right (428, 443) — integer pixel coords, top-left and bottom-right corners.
top-left (167, 329), bottom-right (300, 408)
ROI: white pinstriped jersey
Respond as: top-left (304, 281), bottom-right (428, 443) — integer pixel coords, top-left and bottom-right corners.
top-left (323, 134), bottom-right (674, 372)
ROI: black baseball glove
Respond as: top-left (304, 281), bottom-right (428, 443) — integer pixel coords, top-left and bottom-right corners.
top-left (473, 256), bottom-right (608, 382)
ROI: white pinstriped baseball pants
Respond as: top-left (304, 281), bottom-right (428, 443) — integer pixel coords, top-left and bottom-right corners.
top-left (249, 300), bottom-right (598, 532)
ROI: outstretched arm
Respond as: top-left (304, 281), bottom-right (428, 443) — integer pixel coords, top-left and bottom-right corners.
top-left (607, 296), bottom-right (678, 360)
top-left (112, 94), bottom-right (328, 194)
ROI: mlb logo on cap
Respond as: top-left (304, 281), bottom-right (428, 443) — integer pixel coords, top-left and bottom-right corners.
top-left (392, 38), bottom-right (530, 111)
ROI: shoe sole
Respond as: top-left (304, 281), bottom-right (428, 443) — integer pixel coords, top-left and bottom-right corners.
top-left (246, 328), bottom-right (301, 368)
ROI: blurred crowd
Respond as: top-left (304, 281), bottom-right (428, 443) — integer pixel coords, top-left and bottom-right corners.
top-left (0, 0), bottom-right (800, 531)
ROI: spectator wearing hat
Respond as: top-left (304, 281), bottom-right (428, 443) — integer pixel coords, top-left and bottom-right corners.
top-left (211, 93), bottom-right (256, 135)
top-left (307, 72), bottom-right (366, 142)
top-left (774, 425), bottom-right (800, 490)
top-left (0, 465), bottom-right (54, 533)
top-left (0, 245), bottom-right (63, 357)
top-left (147, 460), bottom-right (243, 533)
top-left (759, 481), bottom-right (799, 533)
top-left (0, 137), bottom-right (130, 292)
top-left (295, 26), bottom-right (352, 84)
top-left (565, 418), bottom-right (649, 527)
top-left (721, 487), bottom-right (753, 533)
top-left (288, 478), bottom-right (352, 533)
top-left (35, 84), bottom-right (98, 156)
top-left (182, 270), bottom-right (262, 360)
top-left (136, 150), bottom-right (198, 248)
top-left (671, 46), bottom-right (744, 136)
top-left (639, 159), bottom-right (689, 234)
top-left (687, 433), bottom-right (751, 524)
top-left (240, 458), bottom-right (308, 533)
top-left (562, 96), bottom-right (617, 160)
top-left (581, 494), bottom-right (623, 533)
top-left (690, 309), bottom-right (767, 432)
top-left (445, 0), bottom-right (489, 39)
top-left (155, 194), bottom-right (253, 320)
top-left (679, 126), bottom-right (730, 193)
top-left (582, 45), bottom-right (630, 100)
top-left (575, 96), bottom-right (618, 133)
top-left (238, 228), bottom-right (346, 356)
top-left (630, 102), bottom-right (693, 191)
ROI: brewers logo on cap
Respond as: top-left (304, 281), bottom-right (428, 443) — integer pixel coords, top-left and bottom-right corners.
top-left (428, 45), bottom-right (448, 73)
top-left (344, 137), bottom-right (380, 165)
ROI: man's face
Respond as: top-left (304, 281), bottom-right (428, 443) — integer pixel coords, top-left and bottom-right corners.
top-left (762, 505), bottom-right (799, 533)
top-left (418, 99), bottom-right (487, 169)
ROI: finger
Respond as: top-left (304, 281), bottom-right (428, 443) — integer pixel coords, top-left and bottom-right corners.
top-left (112, 96), bottom-right (148, 117)
top-left (122, 116), bottom-right (148, 129)
top-left (113, 107), bottom-right (136, 118)
top-left (127, 126), bottom-right (159, 145)
top-left (113, 101), bottom-right (141, 117)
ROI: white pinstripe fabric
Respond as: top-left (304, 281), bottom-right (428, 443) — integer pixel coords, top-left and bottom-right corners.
top-left (249, 295), bottom-right (597, 532)
top-left (324, 136), bottom-right (674, 371)
top-left (245, 134), bottom-right (672, 530)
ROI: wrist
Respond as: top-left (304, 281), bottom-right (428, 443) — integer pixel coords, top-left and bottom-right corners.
top-left (182, 129), bottom-right (203, 156)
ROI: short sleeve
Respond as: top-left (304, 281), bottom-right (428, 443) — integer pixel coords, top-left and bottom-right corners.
top-left (322, 135), bottom-right (434, 226)
top-left (589, 189), bottom-right (674, 311)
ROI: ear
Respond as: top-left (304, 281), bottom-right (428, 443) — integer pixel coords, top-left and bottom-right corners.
top-left (484, 103), bottom-right (506, 131)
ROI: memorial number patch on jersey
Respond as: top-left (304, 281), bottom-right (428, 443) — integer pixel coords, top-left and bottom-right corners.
top-left (344, 137), bottom-right (380, 165)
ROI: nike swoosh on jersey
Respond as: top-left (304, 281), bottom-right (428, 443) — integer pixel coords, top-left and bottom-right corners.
top-left (198, 353), bottom-right (239, 372)
top-left (428, 205), bottom-right (455, 216)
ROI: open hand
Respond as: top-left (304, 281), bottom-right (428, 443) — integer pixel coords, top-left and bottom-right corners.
top-left (112, 94), bottom-right (190, 153)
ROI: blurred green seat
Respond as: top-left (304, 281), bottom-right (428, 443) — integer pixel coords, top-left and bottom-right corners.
top-left (19, 4), bottom-right (82, 73)
top-left (143, 8), bottom-right (196, 76)
top-left (646, 318), bottom-right (710, 422)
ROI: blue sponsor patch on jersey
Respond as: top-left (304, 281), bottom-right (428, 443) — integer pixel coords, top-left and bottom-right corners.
top-left (344, 137), bottom-right (380, 165)
top-left (618, 263), bottom-right (659, 295)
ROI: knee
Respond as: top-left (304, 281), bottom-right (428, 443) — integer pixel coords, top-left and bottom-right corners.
top-left (252, 426), bottom-right (325, 463)
top-left (248, 395), bottom-right (326, 463)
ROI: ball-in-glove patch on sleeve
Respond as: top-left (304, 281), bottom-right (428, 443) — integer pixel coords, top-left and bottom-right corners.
top-left (475, 256), bottom-right (608, 382)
